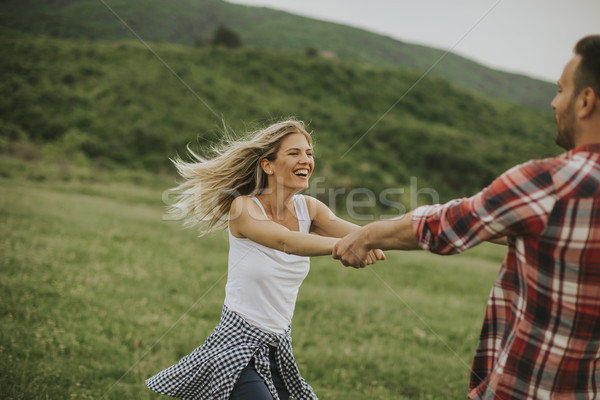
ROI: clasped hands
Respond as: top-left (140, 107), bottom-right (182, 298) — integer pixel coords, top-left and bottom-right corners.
top-left (332, 228), bottom-right (385, 268)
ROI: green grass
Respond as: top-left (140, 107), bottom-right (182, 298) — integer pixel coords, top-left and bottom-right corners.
top-left (0, 157), bottom-right (505, 399)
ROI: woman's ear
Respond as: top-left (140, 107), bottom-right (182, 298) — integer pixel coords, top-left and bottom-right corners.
top-left (261, 158), bottom-right (273, 175)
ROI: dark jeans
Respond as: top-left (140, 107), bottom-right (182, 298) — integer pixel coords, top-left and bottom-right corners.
top-left (229, 345), bottom-right (290, 400)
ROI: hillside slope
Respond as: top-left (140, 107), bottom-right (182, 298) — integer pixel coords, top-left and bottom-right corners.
top-left (1, 35), bottom-right (559, 208)
top-left (0, 0), bottom-right (556, 108)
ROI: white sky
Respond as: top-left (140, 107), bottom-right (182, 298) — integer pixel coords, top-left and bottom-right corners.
top-left (226, 0), bottom-right (600, 83)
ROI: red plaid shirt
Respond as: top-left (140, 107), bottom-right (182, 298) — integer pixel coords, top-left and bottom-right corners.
top-left (413, 144), bottom-right (600, 399)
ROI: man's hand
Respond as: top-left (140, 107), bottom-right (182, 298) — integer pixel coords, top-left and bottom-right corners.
top-left (333, 227), bottom-right (376, 268)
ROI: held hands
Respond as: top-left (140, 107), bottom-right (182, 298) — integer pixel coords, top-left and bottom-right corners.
top-left (332, 229), bottom-right (385, 268)
top-left (333, 214), bottom-right (419, 267)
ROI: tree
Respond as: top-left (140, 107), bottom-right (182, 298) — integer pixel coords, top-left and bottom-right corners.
top-left (212, 25), bottom-right (242, 48)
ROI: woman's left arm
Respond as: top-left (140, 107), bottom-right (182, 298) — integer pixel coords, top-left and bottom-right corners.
top-left (305, 195), bottom-right (359, 237)
top-left (304, 196), bottom-right (386, 260)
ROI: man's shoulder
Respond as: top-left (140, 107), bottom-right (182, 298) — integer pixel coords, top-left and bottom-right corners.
top-left (526, 151), bottom-right (567, 169)
top-left (501, 156), bottom-right (562, 184)
top-left (511, 151), bottom-right (600, 197)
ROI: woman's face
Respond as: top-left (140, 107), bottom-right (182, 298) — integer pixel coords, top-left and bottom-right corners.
top-left (266, 133), bottom-right (314, 191)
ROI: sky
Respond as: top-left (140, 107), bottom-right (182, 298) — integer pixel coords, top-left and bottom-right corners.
top-left (226, 0), bottom-right (599, 83)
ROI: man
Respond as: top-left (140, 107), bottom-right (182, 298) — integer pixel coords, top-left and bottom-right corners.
top-left (333, 35), bottom-right (600, 399)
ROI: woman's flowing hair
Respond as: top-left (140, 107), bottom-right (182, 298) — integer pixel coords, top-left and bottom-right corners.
top-left (166, 119), bottom-right (312, 235)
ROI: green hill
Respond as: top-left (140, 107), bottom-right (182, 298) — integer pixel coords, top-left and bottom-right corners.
top-left (0, 0), bottom-right (556, 108)
top-left (1, 35), bottom-right (559, 211)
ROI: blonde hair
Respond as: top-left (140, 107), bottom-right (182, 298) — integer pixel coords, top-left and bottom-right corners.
top-left (166, 119), bottom-right (312, 235)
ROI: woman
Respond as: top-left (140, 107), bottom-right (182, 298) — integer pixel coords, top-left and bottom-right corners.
top-left (146, 119), bottom-right (384, 399)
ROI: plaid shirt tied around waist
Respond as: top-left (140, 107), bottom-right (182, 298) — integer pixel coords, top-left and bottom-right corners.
top-left (413, 144), bottom-right (600, 399)
top-left (146, 305), bottom-right (317, 400)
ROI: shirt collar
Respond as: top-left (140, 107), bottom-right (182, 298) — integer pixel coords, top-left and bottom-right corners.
top-left (570, 143), bottom-right (600, 155)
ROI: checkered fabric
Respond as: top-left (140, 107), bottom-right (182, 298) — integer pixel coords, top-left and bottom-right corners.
top-left (413, 144), bottom-right (600, 399)
top-left (146, 305), bottom-right (317, 400)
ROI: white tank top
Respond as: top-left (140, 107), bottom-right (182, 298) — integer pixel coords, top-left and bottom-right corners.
top-left (224, 194), bottom-right (311, 334)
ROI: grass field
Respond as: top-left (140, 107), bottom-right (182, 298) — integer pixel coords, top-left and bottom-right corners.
top-left (0, 156), bottom-right (506, 399)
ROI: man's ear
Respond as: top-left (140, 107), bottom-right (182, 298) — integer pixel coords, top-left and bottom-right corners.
top-left (577, 87), bottom-right (598, 119)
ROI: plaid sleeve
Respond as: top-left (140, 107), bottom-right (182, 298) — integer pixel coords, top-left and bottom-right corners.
top-left (412, 160), bottom-right (558, 254)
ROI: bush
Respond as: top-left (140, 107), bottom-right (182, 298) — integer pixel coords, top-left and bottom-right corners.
top-left (212, 25), bottom-right (241, 48)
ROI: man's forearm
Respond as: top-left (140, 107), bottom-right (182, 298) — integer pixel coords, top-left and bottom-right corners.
top-left (333, 211), bottom-right (420, 268)
top-left (362, 211), bottom-right (420, 251)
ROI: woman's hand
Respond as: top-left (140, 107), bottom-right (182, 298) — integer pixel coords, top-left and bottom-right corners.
top-left (350, 249), bottom-right (386, 268)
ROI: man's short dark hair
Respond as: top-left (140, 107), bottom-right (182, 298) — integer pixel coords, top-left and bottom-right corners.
top-left (574, 35), bottom-right (600, 96)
